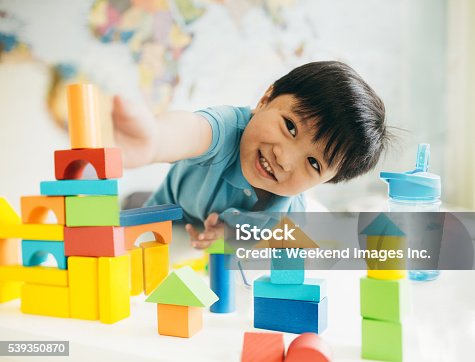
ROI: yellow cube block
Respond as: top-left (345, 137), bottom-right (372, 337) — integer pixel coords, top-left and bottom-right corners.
top-left (141, 241), bottom-right (168, 295)
top-left (69, 257), bottom-right (99, 320)
top-left (98, 255), bottom-right (130, 324)
top-left (0, 281), bottom-right (22, 302)
top-left (128, 248), bottom-right (143, 296)
top-left (21, 284), bottom-right (70, 318)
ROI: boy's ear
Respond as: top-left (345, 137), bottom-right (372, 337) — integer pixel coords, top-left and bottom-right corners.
top-left (256, 85), bottom-right (274, 110)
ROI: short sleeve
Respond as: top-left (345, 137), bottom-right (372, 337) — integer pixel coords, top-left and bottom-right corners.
top-left (183, 106), bottom-right (243, 166)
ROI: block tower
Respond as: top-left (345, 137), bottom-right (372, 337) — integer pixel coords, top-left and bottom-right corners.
top-left (360, 213), bottom-right (408, 361)
top-left (253, 218), bottom-right (328, 334)
top-left (0, 83), bottom-right (182, 324)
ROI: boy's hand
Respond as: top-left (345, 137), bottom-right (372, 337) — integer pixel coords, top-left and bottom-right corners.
top-left (112, 95), bottom-right (157, 168)
top-left (186, 213), bottom-right (224, 250)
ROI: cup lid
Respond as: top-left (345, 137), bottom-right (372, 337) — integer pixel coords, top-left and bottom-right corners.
top-left (380, 143), bottom-right (441, 201)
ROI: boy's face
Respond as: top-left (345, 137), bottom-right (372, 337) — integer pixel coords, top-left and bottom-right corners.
top-left (240, 92), bottom-right (338, 197)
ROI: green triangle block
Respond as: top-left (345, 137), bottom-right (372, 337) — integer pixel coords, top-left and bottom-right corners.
top-left (205, 238), bottom-right (235, 255)
top-left (145, 266), bottom-right (218, 307)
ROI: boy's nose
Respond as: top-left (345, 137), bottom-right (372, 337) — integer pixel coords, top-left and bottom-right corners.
top-left (273, 144), bottom-right (295, 172)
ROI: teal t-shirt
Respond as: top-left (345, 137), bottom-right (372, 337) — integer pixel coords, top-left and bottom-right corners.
top-left (145, 105), bottom-right (306, 226)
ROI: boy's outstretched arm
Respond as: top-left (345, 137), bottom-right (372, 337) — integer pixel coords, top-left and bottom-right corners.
top-left (112, 95), bottom-right (212, 168)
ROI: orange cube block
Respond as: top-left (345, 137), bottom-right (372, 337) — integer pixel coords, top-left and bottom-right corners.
top-left (21, 196), bottom-right (65, 225)
top-left (157, 304), bottom-right (202, 338)
top-left (124, 221), bottom-right (172, 250)
top-left (67, 83), bottom-right (102, 149)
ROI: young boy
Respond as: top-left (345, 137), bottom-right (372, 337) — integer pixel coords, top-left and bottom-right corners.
top-left (112, 61), bottom-right (388, 249)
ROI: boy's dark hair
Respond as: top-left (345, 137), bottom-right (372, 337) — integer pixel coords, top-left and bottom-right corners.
top-left (269, 61), bottom-right (389, 183)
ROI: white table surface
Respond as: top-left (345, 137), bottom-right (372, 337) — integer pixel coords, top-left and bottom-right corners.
top-left (1, 226), bottom-right (474, 362)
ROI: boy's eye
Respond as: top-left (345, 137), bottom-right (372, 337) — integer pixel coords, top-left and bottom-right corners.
top-left (308, 157), bottom-right (320, 173)
top-left (285, 119), bottom-right (297, 137)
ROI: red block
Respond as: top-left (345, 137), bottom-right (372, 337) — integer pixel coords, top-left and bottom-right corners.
top-left (285, 333), bottom-right (332, 362)
top-left (242, 332), bottom-right (285, 362)
top-left (64, 226), bottom-right (125, 257)
top-left (54, 148), bottom-right (122, 180)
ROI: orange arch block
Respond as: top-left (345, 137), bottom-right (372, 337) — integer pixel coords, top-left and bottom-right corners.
top-left (21, 196), bottom-right (65, 225)
top-left (124, 221), bottom-right (172, 250)
top-left (285, 333), bottom-right (332, 362)
top-left (67, 84), bottom-right (102, 149)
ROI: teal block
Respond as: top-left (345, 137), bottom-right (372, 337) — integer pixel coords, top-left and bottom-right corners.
top-left (360, 277), bottom-right (408, 322)
top-left (254, 275), bottom-right (326, 302)
top-left (22, 240), bottom-right (67, 270)
top-left (270, 252), bottom-right (304, 284)
top-left (40, 179), bottom-right (119, 196)
top-left (362, 318), bottom-right (403, 362)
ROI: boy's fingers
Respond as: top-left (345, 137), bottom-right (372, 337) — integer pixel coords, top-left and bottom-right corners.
top-left (204, 212), bottom-right (220, 228)
top-left (185, 224), bottom-right (200, 240)
top-left (191, 240), bottom-right (214, 250)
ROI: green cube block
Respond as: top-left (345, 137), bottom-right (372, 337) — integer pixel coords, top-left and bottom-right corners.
top-left (362, 318), bottom-right (403, 362)
top-left (360, 277), bottom-right (408, 322)
top-left (66, 196), bottom-right (120, 226)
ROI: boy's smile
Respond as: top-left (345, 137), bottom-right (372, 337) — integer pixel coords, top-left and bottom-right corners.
top-left (240, 92), bottom-right (338, 197)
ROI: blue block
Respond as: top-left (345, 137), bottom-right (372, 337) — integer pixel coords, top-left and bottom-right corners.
top-left (270, 253), bottom-right (305, 284)
top-left (40, 179), bottom-right (119, 196)
top-left (254, 275), bottom-right (326, 302)
top-left (209, 254), bottom-right (236, 313)
top-left (22, 240), bottom-right (67, 270)
top-left (120, 204), bottom-right (183, 226)
top-left (254, 296), bottom-right (328, 334)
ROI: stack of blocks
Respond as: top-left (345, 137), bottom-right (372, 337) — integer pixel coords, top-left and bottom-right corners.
top-left (360, 213), bottom-right (408, 362)
top-left (0, 83), bottom-right (183, 324)
top-left (253, 251), bottom-right (328, 334)
top-left (146, 266), bottom-right (218, 338)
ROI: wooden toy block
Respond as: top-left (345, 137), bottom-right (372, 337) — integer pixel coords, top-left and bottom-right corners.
top-left (128, 247), bottom-right (143, 296)
top-left (0, 281), bottom-right (22, 302)
top-left (254, 275), bottom-right (326, 302)
top-left (0, 197), bottom-right (21, 224)
top-left (141, 241), bottom-right (169, 295)
top-left (270, 269), bottom-right (304, 285)
top-left (366, 236), bottom-right (407, 272)
top-left (64, 226), bottom-right (125, 257)
top-left (120, 204), bottom-right (182, 227)
top-left (0, 224), bottom-right (63, 241)
top-left (69, 256), bottom-right (99, 320)
top-left (157, 303), bottom-right (202, 338)
top-left (360, 277), bottom-right (408, 323)
top-left (54, 148), bottom-right (122, 180)
top-left (362, 318), bottom-right (403, 362)
top-left (21, 283), bottom-right (70, 318)
top-left (67, 83), bottom-right (102, 149)
top-left (65, 196), bottom-right (120, 226)
top-left (367, 269), bottom-right (406, 280)
top-left (254, 297), bottom-right (328, 335)
top-left (146, 266), bottom-right (218, 308)
top-left (0, 265), bottom-right (68, 286)
top-left (172, 254), bottom-right (208, 272)
top-left (270, 252), bottom-right (304, 285)
top-left (40, 179), bottom-right (119, 196)
top-left (285, 333), bottom-right (332, 362)
top-left (209, 254), bottom-right (235, 313)
top-left (0, 238), bottom-right (20, 265)
top-left (21, 195), bottom-right (65, 224)
top-left (124, 220), bottom-right (172, 250)
top-left (22, 240), bottom-right (67, 270)
top-left (206, 238), bottom-right (234, 255)
top-left (98, 255), bottom-right (130, 324)
top-left (241, 332), bottom-right (285, 362)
